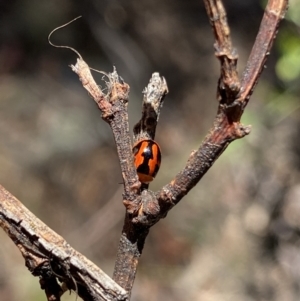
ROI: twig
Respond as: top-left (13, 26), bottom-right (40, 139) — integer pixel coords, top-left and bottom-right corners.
top-left (133, 73), bottom-right (168, 143)
top-left (71, 60), bottom-right (140, 202)
top-left (203, 0), bottom-right (240, 104)
top-left (71, 58), bottom-right (143, 294)
top-left (237, 0), bottom-right (289, 112)
top-left (112, 74), bottom-right (168, 291)
top-left (0, 185), bottom-right (128, 301)
top-left (132, 73), bottom-right (167, 192)
top-left (153, 0), bottom-right (288, 215)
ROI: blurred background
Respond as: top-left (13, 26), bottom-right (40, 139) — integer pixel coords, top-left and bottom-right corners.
top-left (0, 0), bottom-right (299, 300)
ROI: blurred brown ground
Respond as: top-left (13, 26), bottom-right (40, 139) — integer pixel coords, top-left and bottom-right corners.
top-left (0, 0), bottom-right (300, 300)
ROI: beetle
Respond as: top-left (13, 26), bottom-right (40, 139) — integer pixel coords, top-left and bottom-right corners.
top-left (133, 139), bottom-right (161, 183)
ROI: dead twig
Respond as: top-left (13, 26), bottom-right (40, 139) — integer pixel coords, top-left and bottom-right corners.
top-left (133, 73), bottom-right (168, 143)
top-left (154, 0), bottom-right (288, 217)
top-left (0, 185), bottom-right (128, 301)
top-left (203, 0), bottom-right (240, 104)
top-left (238, 0), bottom-right (289, 111)
top-left (112, 74), bottom-right (168, 290)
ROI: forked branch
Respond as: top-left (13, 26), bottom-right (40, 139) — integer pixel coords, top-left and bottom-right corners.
top-left (155, 0), bottom-right (289, 209)
top-left (0, 0), bottom-right (289, 300)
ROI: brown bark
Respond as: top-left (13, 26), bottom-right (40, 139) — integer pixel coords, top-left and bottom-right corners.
top-left (0, 185), bottom-right (128, 301)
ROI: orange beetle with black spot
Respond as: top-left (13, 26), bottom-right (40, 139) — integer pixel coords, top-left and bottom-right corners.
top-left (133, 139), bottom-right (161, 183)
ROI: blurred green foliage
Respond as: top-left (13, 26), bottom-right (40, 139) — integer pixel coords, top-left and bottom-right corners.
top-left (276, 0), bottom-right (300, 83)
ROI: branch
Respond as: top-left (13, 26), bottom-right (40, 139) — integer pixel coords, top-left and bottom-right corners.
top-left (64, 0), bottom-right (289, 295)
top-left (71, 59), bottom-right (144, 295)
top-left (0, 185), bottom-right (128, 301)
top-left (203, 0), bottom-right (240, 104)
top-left (153, 0), bottom-right (289, 215)
top-left (112, 74), bottom-right (168, 291)
top-left (72, 64), bottom-right (168, 293)
top-left (238, 0), bottom-right (289, 110)
top-left (133, 73), bottom-right (168, 142)
top-left (71, 60), bottom-right (139, 202)
top-left (112, 0), bottom-right (288, 291)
